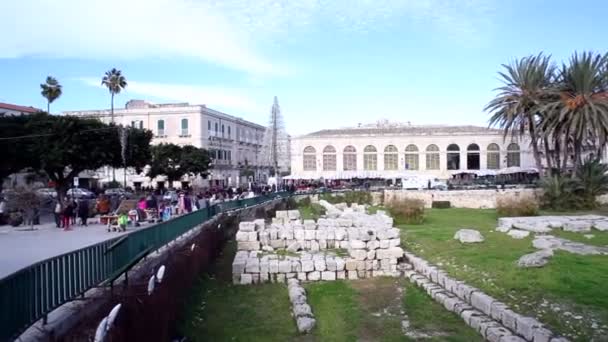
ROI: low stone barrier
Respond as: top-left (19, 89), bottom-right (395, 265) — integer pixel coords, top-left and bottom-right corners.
top-left (287, 279), bottom-right (316, 333)
top-left (385, 189), bottom-right (541, 209)
top-left (232, 202), bottom-right (404, 284)
top-left (403, 252), bottom-right (569, 342)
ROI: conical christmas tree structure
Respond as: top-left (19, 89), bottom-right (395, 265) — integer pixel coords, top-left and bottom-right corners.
top-left (261, 96), bottom-right (290, 176)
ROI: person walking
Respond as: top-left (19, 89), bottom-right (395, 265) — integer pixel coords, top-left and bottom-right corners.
top-left (70, 198), bottom-right (78, 225)
top-left (54, 199), bottom-right (62, 228)
top-left (78, 198), bottom-right (89, 226)
top-left (62, 199), bottom-right (74, 231)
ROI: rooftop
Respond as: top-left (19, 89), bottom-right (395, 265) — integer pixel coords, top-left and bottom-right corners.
top-left (0, 102), bottom-right (41, 114)
top-left (302, 120), bottom-right (501, 137)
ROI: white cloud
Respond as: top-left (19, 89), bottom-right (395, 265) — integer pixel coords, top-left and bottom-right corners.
top-left (78, 77), bottom-right (266, 116)
top-left (1, 0), bottom-right (495, 75)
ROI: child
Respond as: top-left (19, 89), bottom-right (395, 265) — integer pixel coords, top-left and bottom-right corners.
top-left (118, 213), bottom-right (128, 232)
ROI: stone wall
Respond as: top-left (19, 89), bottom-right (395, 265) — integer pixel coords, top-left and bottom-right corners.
top-left (384, 189), bottom-right (542, 209)
top-left (232, 201), bottom-right (404, 284)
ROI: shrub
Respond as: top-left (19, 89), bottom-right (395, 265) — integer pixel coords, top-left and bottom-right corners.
top-left (540, 175), bottom-right (580, 211)
top-left (575, 158), bottom-right (608, 208)
top-left (298, 196), bottom-right (311, 207)
top-left (432, 201), bottom-right (451, 209)
top-left (496, 196), bottom-right (539, 217)
top-left (320, 191), bottom-right (372, 205)
top-left (388, 198), bottom-right (425, 224)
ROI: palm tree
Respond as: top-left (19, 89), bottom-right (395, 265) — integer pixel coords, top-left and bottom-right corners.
top-left (485, 53), bottom-right (556, 175)
top-left (40, 76), bottom-right (62, 114)
top-left (101, 68), bottom-right (128, 123)
top-left (542, 52), bottom-right (608, 174)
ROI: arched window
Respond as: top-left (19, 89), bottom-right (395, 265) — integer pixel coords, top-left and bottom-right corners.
top-left (426, 144), bottom-right (440, 170)
top-left (487, 143), bottom-right (500, 169)
top-left (447, 144), bottom-right (460, 170)
top-left (214, 122), bottom-right (218, 137)
top-left (303, 146), bottom-right (317, 171)
top-left (343, 146), bottom-right (357, 171)
top-left (405, 144), bottom-right (419, 170)
top-left (227, 126), bottom-right (231, 138)
top-left (384, 145), bottom-right (398, 170)
top-left (507, 143), bottom-right (521, 167)
top-left (181, 118), bottom-right (189, 136)
top-left (323, 145), bottom-right (337, 171)
top-left (364, 145), bottom-right (377, 170)
top-left (467, 143), bottom-right (480, 170)
top-left (157, 119), bottom-right (165, 136)
top-left (221, 124), bottom-right (225, 137)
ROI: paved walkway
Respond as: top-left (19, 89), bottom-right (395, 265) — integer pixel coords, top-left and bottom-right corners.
top-left (0, 217), bottom-right (149, 279)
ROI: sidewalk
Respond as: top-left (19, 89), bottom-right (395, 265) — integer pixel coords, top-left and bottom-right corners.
top-left (0, 218), bottom-right (146, 279)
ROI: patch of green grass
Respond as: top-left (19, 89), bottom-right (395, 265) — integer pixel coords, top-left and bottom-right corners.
top-left (403, 281), bottom-right (482, 342)
top-left (550, 229), bottom-right (608, 247)
top-left (305, 281), bottom-right (360, 342)
top-left (179, 241), bottom-right (298, 342)
top-left (397, 208), bottom-right (608, 341)
top-left (299, 202), bottom-right (326, 220)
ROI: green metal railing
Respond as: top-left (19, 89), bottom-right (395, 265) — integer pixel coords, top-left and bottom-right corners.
top-left (0, 191), bottom-right (292, 341)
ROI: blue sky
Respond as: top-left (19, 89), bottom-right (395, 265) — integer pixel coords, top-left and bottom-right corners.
top-left (1, 0), bottom-right (606, 135)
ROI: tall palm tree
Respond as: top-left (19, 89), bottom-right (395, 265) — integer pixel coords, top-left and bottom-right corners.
top-left (485, 53), bottom-right (556, 175)
top-left (101, 68), bottom-right (128, 123)
top-left (542, 52), bottom-right (608, 174)
top-left (40, 76), bottom-right (62, 114)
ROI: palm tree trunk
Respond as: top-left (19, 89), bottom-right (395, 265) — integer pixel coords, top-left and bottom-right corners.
top-left (47, 101), bottom-right (50, 114)
top-left (111, 92), bottom-right (116, 183)
top-left (528, 117), bottom-right (544, 176)
top-left (543, 136), bottom-right (553, 174)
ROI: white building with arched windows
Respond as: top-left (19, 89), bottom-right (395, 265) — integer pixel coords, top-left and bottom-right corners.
top-left (289, 121), bottom-right (534, 180)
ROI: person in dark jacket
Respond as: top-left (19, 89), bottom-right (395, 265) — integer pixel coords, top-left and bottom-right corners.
top-left (78, 199), bottom-right (89, 226)
top-left (62, 199), bottom-right (74, 231)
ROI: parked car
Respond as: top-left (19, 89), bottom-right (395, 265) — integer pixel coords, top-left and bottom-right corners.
top-left (67, 188), bottom-right (96, 199)
top-left (104, 188), bottom-right (133, 199)
top-left (36, 187), bottom-right (57, 199)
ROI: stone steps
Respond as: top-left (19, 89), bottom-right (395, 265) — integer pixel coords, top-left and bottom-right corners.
top-left (401, 252), bottom-right (569, 342)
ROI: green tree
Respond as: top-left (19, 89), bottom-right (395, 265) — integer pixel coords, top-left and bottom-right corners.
top-left (0, 114), bottom-right (32, 182)
top-left (575, 158), bottom-right (608, 208)
top-left (485, 53), bottom-right (555, 175)
top-left (147, 143), bottom-right (211, 186)
top-left (40, 76), bottom-right (62, 114)
top-left (542, 52), bottom-right (608, 174)
top-left (101, 68), bottom-right (128, 123)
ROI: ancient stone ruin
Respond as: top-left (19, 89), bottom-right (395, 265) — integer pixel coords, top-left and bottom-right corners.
top-left (232, 200), bottom-right (404, 284)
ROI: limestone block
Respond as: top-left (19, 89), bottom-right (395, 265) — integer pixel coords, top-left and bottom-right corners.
top-left (293, 303), bottom-right (312, 317)
top-left (269, 260), bottom-right (279, 273)
top-left (387, 228), bottom-right (400, 239)
top-left (303, 220), bottom-right (317, 230)
top-left (321, 271), bottom-right (336, 281)
top-left (314, 258), bottom-right (326, 271)
top-left (248, 231), bottom-right (258, 241)
top-left (496, 226), bottom-right (511, 233)
top-left (316, 230), bottom-right (327, 240)
top-left (308, 271), bottom-right (320, 281)
top-left (251, 274), bottom-right (260, 284)
top-left (389, 239), bottom-right (401, 248)
top-left (372, 259), bottom-right (379, 270)
top-left (292, 260), bottom-right (302, 272)
top-left (513, 222), bottom-right (552, 233)
top-left (357, 270), bottom-right (367, 278)
top-left (340, 241), bottom-right (351, 249)
top-left (593, 221), bottom-right (608, 231)
top-left (288, 210), bottom-right (301, 220)
top-left (301, 260), bottom-right (314, 272)
top-left (240, 273), bottom-right (252, 285)
top-left (259, 273), bottom-right (269, 283)
top-left (532, 327), bottom-right (554, 342)
top-left (287, 241), bottom-right (302, 253)
top-left (268, 229), bottom-right (278, 240)
top-left (337, 271), bottom-right (346, 279)
top-left (259, 231), bottom-right (270, 245)
top-left (334, 228), bottom-right (346, 240)
top-left (455, 283), bottom-right (477, 302)
top-left (238, 241), bottom-right (260, 251)
top-left (350, 249), bottom-right (367, 260)
top-left (254, 219), bottom-right (265, 230)
top-left (517, 249), bottom-right (553, 268)
top-left (245, 259), bottom-right (260, 273)
top-left (497, 335), bottom-right (526, 342)
top-left (325, 230), bottom-right (335, 240)
top-left (507, 229), bottom-right (530, 239)
top-left (259, 260), bottom-right (269, 274)
top-left (563, 221), bottom-right (592, 232)
top-left (337, 218), bottom-right (352, 227)
top-left (359, 229), bottom-right (371, 242)
top-left (326, 240), bottom-right (335, 249)
top-left (345, 259), bottom-right (358, 271)
top-left (236, 231), bottom-right (249, 242)
top-left (379, 240), bottom-right (390, 249)
top-left (454, 229), bottom-right (485, 243)
top-left (365, 260), bottom-right (374, 270)
top-left (356, 261), bottom-right (366, 271)
top-left (239, 222), bottom-right (255, 232)
top-left (347, 271), bottom-right (358, 279)
top-left (276, 273), bottom-right (286, 283)
top-left (349, 240), bottom-right (366, 249)
top-left (380, 259), bottom-right (391, 270)
top-left (269, 240), bottom-right (285, 249)
top-left (489, 301), bottom-right (508, 321)
top-left (367, 240), bottom-right (380, 250)
top-left (470, 291), bottom-right (494, 315)
top-left (515, 316), bottom-right (542, 341)
top-left (280, 229), bottom-right (294, 240)
top-left (279, 260), bottom-right (292, 273)
top-left (297, 272), bottom-right (307, 281)
top-left (499, 309), bottom-right (521, 332)
top-left (347, 228), bottom-right (360, 240)
top-left (296, 317), bottom-right (316, 333)
top-left (286, 273), bottom-right (296, 279)
top-left (304, 230), bottom-right (316, 240)
top-left (366, 250), bottom-right (376, 260)
top-left (326, 258), bottom-right (337, 271)
top-left (319, 239), bottom-right (327, 250)
top-left (249, 251), bottom-right (261, 258)
top-left (275, 210), bottom-right (288, 218)
top-left (310, 240), bottom-right (320, 252)
top-left (335, 258), bottom-right (345, 271)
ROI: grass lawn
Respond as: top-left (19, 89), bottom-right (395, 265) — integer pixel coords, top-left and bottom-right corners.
top-left (398, 208), bottom-right (608, 341)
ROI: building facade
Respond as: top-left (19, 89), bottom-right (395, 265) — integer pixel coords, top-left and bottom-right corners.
top-left (290, 121), bottom-right (535, 180)
top-left (0, 102), bottom-right (41, 115)
top-left (64, 100), bottom-right (269, 188)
